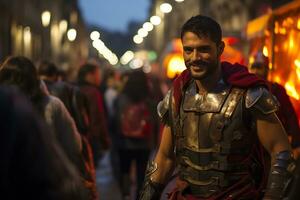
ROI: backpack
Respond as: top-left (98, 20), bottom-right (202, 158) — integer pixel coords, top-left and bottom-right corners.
top-left (120, 101), bottom-right (152, 139)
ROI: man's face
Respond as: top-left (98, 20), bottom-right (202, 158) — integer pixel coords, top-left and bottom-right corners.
top-left (86, 68), bottom-right (101, 87)
top-left (182, 32), bottom-right (223, 80)
top-left (249, 63), bottom-right (268, 80)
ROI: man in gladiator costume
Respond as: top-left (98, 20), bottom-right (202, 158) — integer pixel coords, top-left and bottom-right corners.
top-left (139, 15), bottom-right (295, 200)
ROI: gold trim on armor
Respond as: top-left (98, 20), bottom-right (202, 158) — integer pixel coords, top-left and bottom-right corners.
top-left (185, 176), bottom-right (218, 186)
top-left (224, 88), bottom-right (244, 118)
top-left (184, 144), bottom-right (221, 153)
top-left (182, 156), bottom-right (219, 170)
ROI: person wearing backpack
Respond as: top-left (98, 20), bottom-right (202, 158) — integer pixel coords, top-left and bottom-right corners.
top-left (115, 69), bottom-right (157, 200)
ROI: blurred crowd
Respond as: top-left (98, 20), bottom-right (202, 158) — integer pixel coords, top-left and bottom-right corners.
top-left (1, 54), bottom-right (300, 200)
top-left (0, 56), bottom-right (166, 200)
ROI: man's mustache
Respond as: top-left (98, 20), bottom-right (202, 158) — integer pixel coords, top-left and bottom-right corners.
top-left (187, 60), bottom-right (210, 67)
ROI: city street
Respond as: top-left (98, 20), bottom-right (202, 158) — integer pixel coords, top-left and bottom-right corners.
top-left (1, 0), bottom-right (300, 199)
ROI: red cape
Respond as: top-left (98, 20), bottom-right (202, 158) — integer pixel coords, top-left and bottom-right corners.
top-left (172, 61), bottom-right (267, 113)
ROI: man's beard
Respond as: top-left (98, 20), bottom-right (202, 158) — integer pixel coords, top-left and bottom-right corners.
top-left (186, 59), bottom-right (219, 80)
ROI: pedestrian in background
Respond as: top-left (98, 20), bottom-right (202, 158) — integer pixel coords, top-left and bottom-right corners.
top-left (115, 69), bottom-right (158, 200)
top-left (38, 60), bottom-right (98, 200)
top-left (77, 63), bottom-right (111, 167)
top-left (0, 70), bottom-right (86, 199)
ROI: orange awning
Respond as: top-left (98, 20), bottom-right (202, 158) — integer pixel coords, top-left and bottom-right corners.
top-left (246, 14), bottom-right (271, 39)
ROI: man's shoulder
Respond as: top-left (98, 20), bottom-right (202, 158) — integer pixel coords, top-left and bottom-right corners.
top-left (271, 82), bottom-right (287, 94)
top-left (245, 86), bottom-right (279, 114)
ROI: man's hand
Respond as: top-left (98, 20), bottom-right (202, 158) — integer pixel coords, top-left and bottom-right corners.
top-left (139, 126), bottom-right (176, 200)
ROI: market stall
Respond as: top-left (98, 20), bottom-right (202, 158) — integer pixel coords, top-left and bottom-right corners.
top-left (246, 1), bottom-right (300, 120)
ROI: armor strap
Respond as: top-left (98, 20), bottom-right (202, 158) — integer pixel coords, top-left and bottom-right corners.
top-left (180, 170), bottom-right (228, 187)
top-left (169, 89), bottom-right (185, 157)
top-left (181, 156), bottom-right (249, 171)
top-left (264, 150), bottom-right (296, 199)
top-left (184, 143), bottom-right (250, 154)
top-left (210, 88), bottom-right (245, 142)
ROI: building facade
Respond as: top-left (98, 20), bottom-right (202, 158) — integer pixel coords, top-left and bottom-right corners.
top-left (0, 0), bottom-right (88, 78)
top-left (144, 0), bottom-right (279, 57)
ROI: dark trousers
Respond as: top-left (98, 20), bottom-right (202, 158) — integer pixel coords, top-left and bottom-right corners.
top-left (118, 149), bottom-right (150, 199)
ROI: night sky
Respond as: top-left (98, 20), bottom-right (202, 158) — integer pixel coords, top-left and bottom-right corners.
top-left (78, 0), bottom-right (150, 32)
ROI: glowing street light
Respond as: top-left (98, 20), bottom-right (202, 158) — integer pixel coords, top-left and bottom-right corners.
top-left (109, 54), bottom-right (119, 65)
top-left (90, 31), bottom-right (100, 40)
top-left (103, 50), bottom-right (113, 60)
top-left (133, 35), bottom-right (143, 44)
top-left (93, 38), bottom-right (118, 65)
top-left (23, 26), bottom-right (31, 44)
top-left (160, 3), bottom-right (172, 13)
top-left (92, 39), bottom-right (104, 50)
top-left (110, 59), bottom-right (118, 65)
top-left (129, 58), bottom-right (143, 69)
top-left (41, 10), bottom-right (51, 27)
top-left (67, 28), bottom-right (77, 41)
top-left (150, 16), bottom-right (161, 26)
top-left (143, 22), bottom-right (154, 32)
top-left (175, 0), bottom-right (184, 2)
top-left (120, 50), bottom-right (134, 65)
top-left (59, 20), bottom-right (68, 33)
top-left (138, 28), bottom-right (148, 38)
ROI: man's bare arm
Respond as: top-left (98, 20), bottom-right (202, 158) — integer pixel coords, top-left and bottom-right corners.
top-left (151, 125), bottom-right (176, 183)
top-left (256, 112), bottom-right (295, 200)
top-left (256, 113), bottom-right (291, 154)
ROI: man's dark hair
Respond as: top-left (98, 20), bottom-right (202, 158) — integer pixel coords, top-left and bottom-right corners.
top-left (77, 63), bottom-right (98, 85)
top-left (181, 15), bottom-right (222, 44)
top-left (38, 61), bottom-right (58, 77)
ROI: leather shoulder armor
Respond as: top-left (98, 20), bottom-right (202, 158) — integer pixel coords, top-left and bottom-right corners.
top-left (245, 87), bottom-right (279, 114)
top-left (157, 90), bottom-right (171, 124)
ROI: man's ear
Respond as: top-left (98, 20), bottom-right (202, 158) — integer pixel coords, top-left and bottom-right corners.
top-left (217, 41), bottom-right (225, 56)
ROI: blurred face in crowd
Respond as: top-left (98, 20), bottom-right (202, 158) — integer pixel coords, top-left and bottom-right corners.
top-left (107, 76), bottom-right (115, 88)
top-left (86, 68), bottom-right (101, 87)
top-left (249, 63), bottom-right (269, 80)
top-left (182, 32), bottom-right (224, 80)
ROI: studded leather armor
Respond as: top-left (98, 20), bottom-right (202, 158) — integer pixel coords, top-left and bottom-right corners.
top-left (158, 80), bottom-right (279, 198)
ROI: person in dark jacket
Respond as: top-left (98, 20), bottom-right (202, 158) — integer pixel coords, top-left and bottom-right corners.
top-left (38, 60), bottom-right (89, 134)
top-left (0, 56), bottom-right (82, 163)
top-left (38, 60), bottom-right (98, 200)
top-left (0, 57), bottom-right (94, 198)
top-left (77, 63), bottom-right (111, 166)
top-left (0, 86), bottom-right (86, 200)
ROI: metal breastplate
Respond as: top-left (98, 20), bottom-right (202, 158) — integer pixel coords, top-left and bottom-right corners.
top-left (176, 81), bottom-right (257, 198)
